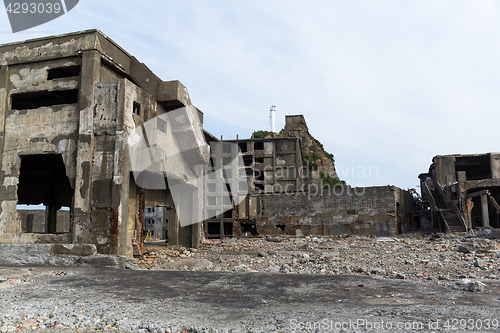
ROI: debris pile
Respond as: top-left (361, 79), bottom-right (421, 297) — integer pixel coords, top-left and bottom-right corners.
top-left (133, 232), bottom-right (499, 291)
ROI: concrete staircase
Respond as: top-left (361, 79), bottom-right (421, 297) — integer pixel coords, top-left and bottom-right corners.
top-left (440, 209), bottom-right (465, 233)
top-left (429, 188), bottom-right (467, 233)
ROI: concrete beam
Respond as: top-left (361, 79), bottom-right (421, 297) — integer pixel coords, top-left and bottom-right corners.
top-left (465, 190), bottom-right (489, 199)
top-left (156, 81), bottom-right (192, 111)
top-left (129, 57), bottom-right (160, 97)
top-left (492, 153), bottom-right (500, 180)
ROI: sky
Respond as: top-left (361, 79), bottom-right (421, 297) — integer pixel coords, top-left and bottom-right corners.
top-left (1, 0), bottom-right (499, 190)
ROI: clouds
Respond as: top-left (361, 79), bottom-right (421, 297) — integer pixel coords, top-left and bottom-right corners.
top-left (0, 1), bottom-right (498, 189)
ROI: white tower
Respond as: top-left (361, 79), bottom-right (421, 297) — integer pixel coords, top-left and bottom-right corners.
top-left (270, 105), bottom-right (276, 133)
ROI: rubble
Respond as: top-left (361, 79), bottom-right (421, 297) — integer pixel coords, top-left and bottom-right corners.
top-left (123, 232), bottom-right (498, 291)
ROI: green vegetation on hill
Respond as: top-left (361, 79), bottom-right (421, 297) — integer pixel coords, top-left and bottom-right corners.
top-left (313, 137), bottom-right (335, 165)
top-left (252, 130), bottom-right (272, 139)
top-left (320, 171), bottom-right (347, 188)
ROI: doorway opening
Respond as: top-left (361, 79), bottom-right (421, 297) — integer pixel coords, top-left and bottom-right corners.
top-left (17, 154), bottom-right (73, 234)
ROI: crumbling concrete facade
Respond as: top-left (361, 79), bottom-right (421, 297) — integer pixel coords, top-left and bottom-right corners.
top-left (419, 153), bottom-right (500, 232)
top-left (203, 136), bottom-right (303, 238)
top-left (0, 30), bottom-right (211, 256)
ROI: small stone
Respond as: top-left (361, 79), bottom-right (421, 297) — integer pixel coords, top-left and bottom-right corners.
top-left (268, 266), bottom-right (279, 273)
top-left (299, 244), bottom-right (312, 250)
top-left (458, 245), bottom-right (471, 253)
top-left (267, 250), bottom-right (278, 256)
top-left (468, 281), bottom-right (486, 292)
top-left (257, 250), bottom-right (267, 257)
top-left (474, 260), bottom-right (486, 268)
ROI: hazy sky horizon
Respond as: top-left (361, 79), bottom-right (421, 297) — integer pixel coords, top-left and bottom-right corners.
top-left (1, 1), bottom-right (499, 190)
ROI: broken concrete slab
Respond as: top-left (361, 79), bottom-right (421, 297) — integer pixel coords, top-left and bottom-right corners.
top-left (0, 244), bottom-right (127, 268)
top-left (49, 244), bottom-right (97, 256)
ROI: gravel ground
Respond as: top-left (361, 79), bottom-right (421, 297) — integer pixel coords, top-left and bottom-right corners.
top-left (0, 231), bottom-right (499, 333)
top-left (138, 231), bottom-right (500, 290)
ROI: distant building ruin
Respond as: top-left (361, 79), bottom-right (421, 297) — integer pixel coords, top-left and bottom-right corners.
top-left (205, 115), bottom-right (414, 238)
top-left (144, 206), bottom-right (168, 240)
top-left (419, 153), bottom-right (500, 232)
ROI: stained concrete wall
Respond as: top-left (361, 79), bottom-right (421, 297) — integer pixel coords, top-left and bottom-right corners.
top-left (252, 186), bottom-right (412, 237)
top-left (0, 30), bottom-right (209, 256)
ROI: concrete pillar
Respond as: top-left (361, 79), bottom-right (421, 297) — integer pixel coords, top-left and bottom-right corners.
top-left (457, 171), bottom-right (469, 230)
top-left (137, 189), bottom-right (145, 254)
top-left (481, 193), bottom-right (490, 227)
top-left (45, 205), bottom-right (57, 234)
top-left (295, 138), bottom-right (301, 191)
top-left (445, 175), bottom-right (454, 200)
top-left (167, 191), bottom-right (179, 246)
top-left (0, 65), bottom-right (9, 184)
top-left (72, 50), bottom-right (101, 244)
top-left (111, 82), bottom-right (132, 256)
top-left (191, 166), bottom-right (204, 248)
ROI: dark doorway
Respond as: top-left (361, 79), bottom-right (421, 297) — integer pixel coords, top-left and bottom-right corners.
top-left (17, 154), bottom-right (73, 234)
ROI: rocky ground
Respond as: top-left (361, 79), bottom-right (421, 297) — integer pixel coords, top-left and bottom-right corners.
top-left (136, 231), bottom-right (500, 291)
top-left (0, 230), bottom-right (499, 332)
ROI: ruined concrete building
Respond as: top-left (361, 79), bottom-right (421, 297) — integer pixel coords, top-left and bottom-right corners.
top-left (0, 30), bottom-right (214, 256)
top-left (203, 116), bottom-right (306, 238)
top-left (419, 153), bottom-right (500, 232)
top-left (205, 115), bottom-right (414, 238)
top-left (144, 206), bottom-right (168, 240)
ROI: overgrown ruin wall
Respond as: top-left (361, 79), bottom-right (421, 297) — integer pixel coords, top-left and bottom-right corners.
top-left (254, 186), bottom-right (413, 236)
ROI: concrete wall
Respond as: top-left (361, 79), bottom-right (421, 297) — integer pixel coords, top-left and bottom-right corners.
top-left (0, 30), bottom-right (209, 256)
top-left (19, 209), bottom-right (70, 233)
top-left (250, 186), bottom-right (412, 237)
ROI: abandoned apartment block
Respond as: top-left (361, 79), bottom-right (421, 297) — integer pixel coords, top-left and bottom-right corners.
top-left (204, 130), bottom-right (303, 238)
top-left (0, 30), bottom-right (215, 257)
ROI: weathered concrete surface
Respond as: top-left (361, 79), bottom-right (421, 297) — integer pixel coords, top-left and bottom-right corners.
top-left (0, 244), bottom-right (52, 265)
top-left (49, 244), bottom-right (97, 256)
top-left (252, 186), bottom-right (413, 237)
top-left (0, 244), bottom-right (126, 268)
